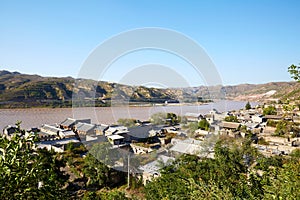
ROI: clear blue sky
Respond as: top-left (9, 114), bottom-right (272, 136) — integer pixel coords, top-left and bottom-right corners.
top-left (1, 0), bottom-right (300, 86)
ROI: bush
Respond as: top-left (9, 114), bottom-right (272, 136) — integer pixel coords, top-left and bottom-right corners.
top-left (224, 115), bottom-right (239, 122)
top-left (198, 119), bottom-right (210, 131)
top-left (263, 106), bottom-right (277, 115)
top-left (117, 118), bottom-right (138, 127)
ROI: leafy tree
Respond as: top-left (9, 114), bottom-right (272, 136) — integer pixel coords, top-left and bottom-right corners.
top-left (150, 112), bottom-right (180, 125)
top-left (88, 142), bottom-right (119, 166)
top-left (83, 153), bottom-right (113, 189)
top-left (117, 118), bottom-right (138, 127)
top-left (266, 119), bottom-right (277, 127)
top-left (198, 118), bottom-right (210, 131)
top-left (166, 112), bottom-right (180, 125)
top-left (150, 112), bottom-right (167, 125)
top-left (274, 120), bottom-right (297, 136)
top-left (255, 155), bottom-right (284, 171)
top-left (185, 122), bottom-right (199, 134)
top-left (263, 105), bottom-right (277, 115)
top-left (283, 104), bottom-right (296, 121)
top-left (245, 101), bottom-right (251, 110)
top-left (83, 143), bottom-right (125, 189)
top-left (145, 138), bottom-right (264, 199)
top-left (224, 115), bottom-right (239, 122)
top-left (290, 148), bottom-right (300, 158)
top-left (288, 63), bottom-right (300, 82)
top-left (83, 190), bottom-right (128, 200)
top-left (0, 129), bottom-right (68, 199)
top-left (275, 120), bottom-right (289, 136)
top-left (264, 159), bottom-right (300, 199)
top-left (97, 190), bottom-right (128, 200)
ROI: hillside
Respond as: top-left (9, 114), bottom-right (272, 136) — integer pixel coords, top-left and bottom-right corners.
top-left (0, 70), bottom-right (181, 108)
top-left (220, 82), bottom-right (300, 101)
top-left (0, 70), bottom-right (299, 108)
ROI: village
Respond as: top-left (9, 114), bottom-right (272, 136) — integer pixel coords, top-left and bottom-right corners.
top-left (2, 101), bottom-right (300, 184)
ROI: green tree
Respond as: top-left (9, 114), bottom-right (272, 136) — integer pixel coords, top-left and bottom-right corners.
top-left (263, 105), bottom-right (277, 115)
top-left (186, 122), bottom-right (199, 134)
top-left (274, 120), bottom-right (297, 136)
top-left (150, 112), bottom-right (179, 125)
top-left (275, 120), bottom-right (289, 136)
top-left (145, 138), bottom-right (264, 199)
top-left (166, 112), bottom-right (180, 125)
top-left (245, 101), bottom-right (251, 110)
top-left (83, 190), bottom-right (128, 200)
top-left (83, 142), bottom-right (124, 189)
top-left (256, 155), bottom-right (284, 171)
top-left (0, 130), bottom-right (68, 199)
top-left (150, 112), bottom-right (166, 125)
top-left (198, 118), bottom-right (210, 131)
top-left (224, 115), bottom-right (239, 122)
top-left (117, 118), bottom-right (138, 127)
top-left (283, 104), bottom-right (296, 121)
top-left (264, 159), bottom-right (300, 199)
top-left (288, 63), bottom-right (300, 82)
top-left (290, 149), bottom-right (300, 158)
top-left (83, 153), bottom-right (112, 189)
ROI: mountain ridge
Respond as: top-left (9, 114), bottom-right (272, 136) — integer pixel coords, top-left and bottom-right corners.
top-left (0, 70), bottom-right (299, 108)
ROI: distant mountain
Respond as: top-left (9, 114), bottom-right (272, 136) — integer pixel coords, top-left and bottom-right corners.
top-left (219, 82), bottom-right (300, 101)
top-left (0, 70), bottom-right (299, 108)
top-left (0, 70), bottom-right (182, 108)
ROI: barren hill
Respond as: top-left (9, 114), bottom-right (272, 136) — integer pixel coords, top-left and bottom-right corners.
top-left (0, 70), bottom-right (298, 108)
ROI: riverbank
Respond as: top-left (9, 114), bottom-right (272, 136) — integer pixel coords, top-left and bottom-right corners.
top-left (0, 100), bottom-right (257, 130)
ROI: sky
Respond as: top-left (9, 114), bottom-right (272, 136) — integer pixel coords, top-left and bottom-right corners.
top-left (1, 0), bottom-right (300, 87)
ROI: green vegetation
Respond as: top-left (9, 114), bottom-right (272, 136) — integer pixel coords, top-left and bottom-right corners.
top-left (2, 122), bottom-right (300, 199)
top-left (290, 148), bottom-right (300, 158)
top-left (182, 119), bottom-right (210, 135)
top-left (150, 112), bottom-right (167, 125)
top-left (224, 115), bottom-right (239, 122)
top-left (263, 105), bottom-right (277, 115)
top-left (0, 128), bottom-right (68, 199)
top-left (183, 121), bottom-right (199, 134)
top-left (263, 159), bottom-right (300, 199)
top-left (198, 118), bottom-right (210, 131)
top-left (82, 190), bottom-right (128, 200)
top-left (117, 118), bottom-right (138, 127)
top-left (245, 101), bottom-right (251, 110)
top-left (145, 138), bottom-right (300, 199)
top-left (150, 112), bottom-right (180, 125)
top-left (145, 138), bottom-right (258, 199)
top-left (255, 155), bottom-right (284, 171)
top-left (266, 119), bottom-right (278, 127)
top-left (166, 113), bottom-right (181, 126)
top-left (0, 124), bottom-right (131, 199)
top-left (257, 137), bottom-right (269, 145)
top-left (275, 120), bottom-right (290, 136)
top-left (273, 120), bottom-right (300, 137)
top-left (288, 63), bottom-right (300, 82)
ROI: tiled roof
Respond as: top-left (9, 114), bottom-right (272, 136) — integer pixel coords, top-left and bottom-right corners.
top-left (221, 122), bottom-right (241, 129)
top-left (94, 124), bottom-right (108, 131)
top-left (185, 113), bottom-right (202, 118)
top-left (127, 125), bottom-right (161, 139)
top-left (76, 122), bottom-right (95, 132)
top-left (139, 155), bottom-right (175, 174)
top-left (264, 115), bottom-right (282, 120)
top-left (60, 118), bottom-right (76, 126)
top-left (170, 142), bottom-right (203, 155)
top-left (41, 124), bottom-right (62, 134)
top-left (107, 134), bottom-right (124, 140)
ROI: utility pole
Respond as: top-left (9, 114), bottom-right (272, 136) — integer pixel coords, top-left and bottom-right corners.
top-left (127, 154), bottom-right (130, 189)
